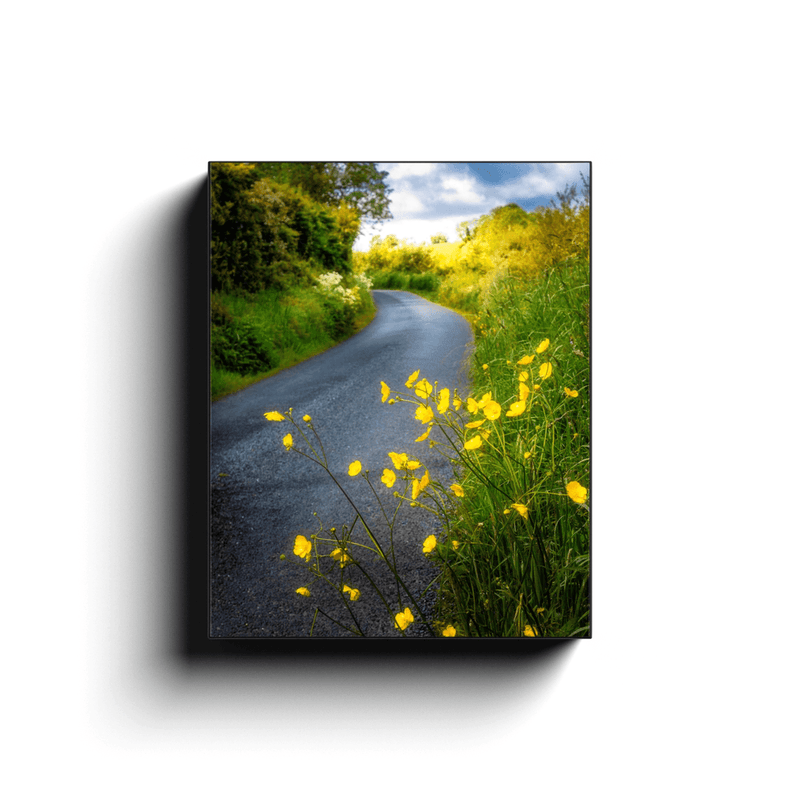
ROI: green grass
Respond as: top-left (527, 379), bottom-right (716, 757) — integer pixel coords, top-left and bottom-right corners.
top-left (211, 285), bottom-right (376, 402)
top-left (436, 257), bottom-right (591, 637)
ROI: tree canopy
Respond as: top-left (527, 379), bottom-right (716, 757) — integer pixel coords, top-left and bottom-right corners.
top-left (252, 162), bottom-right (392, 223)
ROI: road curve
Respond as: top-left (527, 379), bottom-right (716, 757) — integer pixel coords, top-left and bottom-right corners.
top-left (210, 290), bottom-right (473, 637)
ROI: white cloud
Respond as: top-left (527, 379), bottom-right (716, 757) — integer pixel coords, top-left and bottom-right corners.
top-left (390, 189), bottom-right (426, 216)
top-left (440, 175), bottom-right (485, 205)
top-left (386, 162), bottom-right (438, 181)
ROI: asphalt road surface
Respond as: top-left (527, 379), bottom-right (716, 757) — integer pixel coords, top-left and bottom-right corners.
top-left (210, 290), bottom-right (474, 637)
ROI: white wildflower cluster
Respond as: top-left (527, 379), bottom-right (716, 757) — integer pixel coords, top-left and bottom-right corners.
top-left (353, 272), bottom-right (373, 291)
top-left (315, 272), bottom-right (361, 307)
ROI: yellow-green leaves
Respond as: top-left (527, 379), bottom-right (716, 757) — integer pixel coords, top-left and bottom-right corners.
top-left (566, 480), bottom-right (588, 504)
top-left (293, 535), bottom-right (312, 561)
top-left (348, 460), bottom-right (362, 476)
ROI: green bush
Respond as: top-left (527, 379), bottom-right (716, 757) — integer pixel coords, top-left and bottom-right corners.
top-left (211, 317), bottom-right (275, 375)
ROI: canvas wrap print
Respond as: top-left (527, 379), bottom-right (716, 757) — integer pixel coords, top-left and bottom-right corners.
top-left (209, 161), bottom-right (591, 638)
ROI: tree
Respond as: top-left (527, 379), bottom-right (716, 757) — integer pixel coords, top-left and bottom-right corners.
top-left (430, 233), bottom-right (448, 244)
top-left (253, 162), bottom-right (392, 223)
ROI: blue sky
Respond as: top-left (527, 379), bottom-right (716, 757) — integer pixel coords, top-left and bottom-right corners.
top-left (354, 162), bottom-right (590, 251)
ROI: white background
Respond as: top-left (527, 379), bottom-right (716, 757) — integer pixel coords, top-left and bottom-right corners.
top-left (3, 2), bottom-right (798, 798)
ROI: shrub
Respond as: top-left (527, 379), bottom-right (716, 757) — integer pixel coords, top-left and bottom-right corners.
top-left (211, 316), bottom-right (275, 375)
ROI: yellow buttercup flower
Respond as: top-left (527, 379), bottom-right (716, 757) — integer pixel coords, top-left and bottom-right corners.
top-left (510, 503), bottom-right (529, 520)
top-left (483, 400), bottom-right (502, 420)
top-left (302, 414), bottom-right (311, 422)
top-left (536, 338), bottom-right (550, 354)
top-left (282, 433), bottom-right (293, 450)
top-left (422, 534), bottom-right (437, 554)
top-left (450, 484), bottom-right (464, 497)
top-left (506, 400), bottom-right (526, 417)
top-left (405, 459), bottom-right (421, 470)
top-left (519, 383), bottom-right (530, 403)
top-left (451, 540), bottom-right (460, 550)
top-left (437, 387), bottom-right (450, 414)
top-left (414, 378), bottom-right (433, 399)
top-left (523, 624), bottom-right (539, 637)
top-left (519, 371), bottom-right (529, 382)
top-left (482, 363), bottom-right (488, 371)
top-left (564, 387), bottom-right (579, 398)
top-left (348, 460), bottom-right (362, 476)
top-left (395, 607), bottom-right (415, 631)
top-left (420, 469), bottom-right (430, 491)
top-left (477, 392), bottom-right (492, 408)
top-left (342, 585), bottom-right (360, 602)
top-left (293, 535), bottom-right (312, 561)
top-left (538, 362), bottom-right (553, 380)
top-left (380, 381), bottom-right (391, 402)
top-left (415, 405), bottom-right (434, 424)
top-left (453, 395), bottom-right (462, 410)
top-left (466, 397), bottom-right (479, 414)
top-left (296, 587), bottom-right (310, 597)
top-left (411, 470), bottom-right (430, 500)
top-left (264, 411), bottom-right (285, 421)
top-left (381, 468), bottom-right (396, 488)
top-left (464, 434), bottom-right (483, 450)
top-left (465, 419), bottom-right (485, 429)
top-left (517, 355), bottom-right (534, 366)
top-left (523, 451), bottom-right (531, 459)
top-left (331, 548), bottom-right (350, 566)
top-left (566, 480), bottom-right (588, 504)
top-left (415, 426), bottom-right (432, 442)
top-left (442, 625), bottom-right (456, 637)
top-left (388, 451), bottom-right (407, 470)
top-left (405, 369), bottom-right (420, 388)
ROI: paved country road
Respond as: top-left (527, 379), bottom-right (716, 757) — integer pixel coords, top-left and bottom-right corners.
top-left (210, 290), bottom-right (474, 637)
